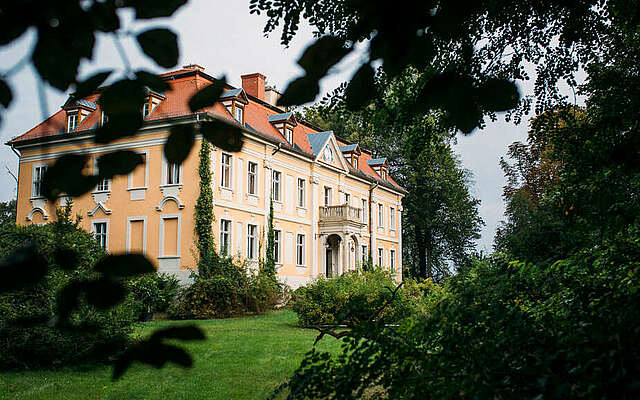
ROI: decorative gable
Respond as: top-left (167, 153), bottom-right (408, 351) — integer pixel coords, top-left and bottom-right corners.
top-left (268, 112), bottom-right (298, 145)
top-left (307, 131), bottom-right (350, 172)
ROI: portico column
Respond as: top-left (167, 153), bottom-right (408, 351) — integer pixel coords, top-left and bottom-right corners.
top-left (341, 233), bottom-right (348, 275)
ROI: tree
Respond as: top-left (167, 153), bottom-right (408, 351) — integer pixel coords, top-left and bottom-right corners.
top-left (263, 198), bottom-right (276, 278)
top-left (194, 139), bottom-right (216, 277)
top-left (303, 70), bottom-right (483, 280)
top-left (0, 199), bottom-right (16, 228)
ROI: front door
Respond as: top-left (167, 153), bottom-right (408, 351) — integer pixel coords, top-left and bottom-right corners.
top-left (325, 248), bottom-right (332, 277)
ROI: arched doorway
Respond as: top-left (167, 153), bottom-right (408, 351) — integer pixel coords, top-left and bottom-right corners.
top-left (325, 234), bottom-right (341, 277)
top-left (347, 235), bottom-right (359, 272)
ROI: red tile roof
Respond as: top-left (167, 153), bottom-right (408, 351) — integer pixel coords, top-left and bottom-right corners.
top-left (7, 68), bottom-right (404, 192)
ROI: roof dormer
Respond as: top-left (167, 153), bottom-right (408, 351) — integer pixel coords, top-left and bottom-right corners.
top-left (367, 158), bottom-right (389, 180)
top-left (268, 112), bottom-right (298, 145)
top-left (220, 88), bottom-right (249, 125)
top-left (340, 144), bottom-right (362, 170)
top-left (62, 98), bottom-right (97, 133)
top-left (142, 88), bottom-right (166, 119)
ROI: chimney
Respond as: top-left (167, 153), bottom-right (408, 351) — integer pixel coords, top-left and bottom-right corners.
top-left (241, 73), bottom-right (266, 101)
top-left (264, 85), bottom-right (281, 107)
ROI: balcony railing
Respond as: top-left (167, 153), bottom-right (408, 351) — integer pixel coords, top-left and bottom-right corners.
top-left (319, 204), bottom-right (363, 224)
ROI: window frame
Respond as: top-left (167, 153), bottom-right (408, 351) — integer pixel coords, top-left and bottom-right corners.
top-left (247, 224), bottom-right (258, 259)
top-left (247, 161), bottom-right (258, 195)
top-left (324, 186), bottom-right (332, 206)
top-left (344, 193), bottom-right (350, 205)
top-left (93, 156), bottom-right (111, 192)
top-left (361, 245), bottom-right (368, 264)
top-left (390, 206), bottom-right (395, 230)
top-left (166, 162), bottom-right (181, 185)
top-left (32, 164), bottom-right (48, 198)
top-left (378, 247), bottom-right (384, 267)
top-left (91, 220), bottom-right (109, 251)
top-left (361, 198), bottom-right (367, 223)
top-left (390, 249), bottom-right (396, 274)
top-left (296, 234), bottom-right (306, 266)
top-left (274, 229), bottom-right (281, 263)
top-left (220, 219), bottom-right (232, 256)
top-left (272, 170), bottom-right (282, 202)
top-left (67, 113), bottom-right (78, 132)
top-left (378, 203), bottom-right (384, 227)
top-left (221, 153), bottom-right (233, 189)
top-left (297, 178), bottom-right (306, 208)
top-left (126, 216), bottom-right (147, 254)
top-left (142, 102), bottom-right (151, 118)
top-left (285, 127), bottom-right (293, 144)
top-left (159, 214), bottom-right (181, 258)
top-left (234, 105), bottom-right (244, 123)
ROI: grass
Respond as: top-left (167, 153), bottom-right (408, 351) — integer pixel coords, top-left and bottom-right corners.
top-left (0, 310), bottom-right (341, 399)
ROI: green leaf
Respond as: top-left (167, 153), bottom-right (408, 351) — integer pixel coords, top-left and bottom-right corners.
top-left (73, 71), bottom-right (112, 100)
top-left (0, 79), bottom-right (12, 108)
top-left (477, 78), bottom-right (520, 112)
top-left (278, 76), bottom-right (320, 106)
top-left (97, 151), bottom-right (144, 178)
top-left (345, 63), bottom-right (375, 111)
top-left (41, 154), bottom-right (99, 200)
top-left (94, 254), bottom-right (155, 278)
top-left (0, 243), bottom-right (48, 293)
top-left (137, 28), bottom-right (179, 69)
top-left (136, 70), bottom-right (172, 93)
top-left (188, 77), bottom-right (227, 111)
top-left (298, 36), bottom-right (351, 78)
top-left (150, 326), bottom-right (206, 342)
top-left (165, 124), bottom-right (196, 164)
top-left (127, 0), bottom-right (188, 20)
top-left (200, 120), bottom-right (244, 152)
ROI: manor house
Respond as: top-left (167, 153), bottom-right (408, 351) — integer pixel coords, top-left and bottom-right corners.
top-left (7, 65), bottom-right (405, 287)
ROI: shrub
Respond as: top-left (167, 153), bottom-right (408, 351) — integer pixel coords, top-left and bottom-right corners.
top-left (129, 273), bottom-right (180, 315)
top-left (0, 222), bottom-right (138, 369)
top-left (168, 255), bottom-right (285, 319)
top-left (290, 268), bottom-right (427, 326)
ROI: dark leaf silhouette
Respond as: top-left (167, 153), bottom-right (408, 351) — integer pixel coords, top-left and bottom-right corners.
top-left (85, 278), bottom-right (127, 309)
top-left (127, 0), bottom-right (189, 20)
top-left (99, 79), bottom-right (147, 116)
top-left (165, 124), bottom-right (196, 164)
top-left (0, 4), bottom-right (28, 45)
top-left (188, 77), bottom-right (227, 111)
top-left (278, 76), bottom-right (320, 106)
top-left (42, 154), bottom-right (99, 200)
top-left (113, 341), bottom-right (196, 380)
top-left (345, 63), bottom-right (375, 111)
top-left (90, 1), bottom-right (120, 32)
top-left (150, 325), bottom-right (206, 342)
top-left (54, 247), bottom-right (79, 271)
top-left (97, 151), bottom-right (144, 178)
top-left (95, 114), bottom-right (144, 144)
top-left (137, 28), bottom-right (180, 68)
top-left (0, 242), bottom-right (47, 293)
top-left (200, 119), bottom-right (244, 152)
top-left (298, 36), bottom-right (351, 78)
top-left (73, 71), bottom-right (112, 101)
top-left (477, 78), bottom-right (520, 112)
top-left (32, 27), bottom-right (89, 91)
top-left (94, 254), bottom-right (155, 278)
top-left (0, 79), bottom-right (12, 108)
top-left (56, 280), bottom-right (83, 320)
top-left (136, 70), bottom-right (172, 93)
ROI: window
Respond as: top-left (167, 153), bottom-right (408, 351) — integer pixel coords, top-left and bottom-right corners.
top-left (344, 193), bottom-right (350, 205)
top-left (220, 153), bottom-right (232, 188)
top-left (234, 106), bottom-right (244, 123)
top-left (378, 248), bottom-right (384, 267)
top-left (274, 230), bottom-right (281, 263)
top-left (378, 203), bottom-right (384, 227)
top-left (96, 177), bottom-right (110, 192)
top-left (272, 170), bottom-right (281, 201)
top-left (247, 161), bottom-right (257, 195)
top-left (220, 219), bottom-right (231, 255)
top-left (296, 234), bottom-right (305, 266)
top-left (143, 102), bottom-right (151, 118)
top-left (324, 187), bottom-right (332, 206)
top-left (32, 165), bottom-right (48, 197)
top-left (362, 245), bottom-right (368, 264)
top-left (285, 127), bottom-right (293, 144)
top-left (93, 222), bottom-right (108, 250)
top-left (161, 216), bottom-right (180, 256)
top-left (390, 249), bottom-right (396, 274)
top-left (101, 111), bottom-right (108, 126)
top-left (381, 169), bottom-right (387, 180)
top-left (297, 178), bottom-right (306, 208)
top-left (352, 156), bottom-right (358, 169)
top-left (361, 199), bottom-right (367, 222)
top-left (390, 207), bottom-right (395, 230)
top-left (167, 162), bottom-right (180, 185)
top-left (67, 113), bottom-right (78, 132)
top-left (247, 224), bottom-right (257, 259)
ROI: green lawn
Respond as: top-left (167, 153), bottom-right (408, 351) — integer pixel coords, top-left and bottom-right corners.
top-left (0, 310), bottom-right (340, 399)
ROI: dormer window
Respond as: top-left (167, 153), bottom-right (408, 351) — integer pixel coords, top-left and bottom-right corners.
top-left (234, 106), bottom-right (244, 123)
top-left (141, 88), bottom-right (167, 120)
top-left (220, 88), bottom-right (249, 125)
top-left (268, 112), bottom-right (298, 145)
top-left (352, 156), bottom-right (358, 169)
top-left (67, 113), bottom-right (78, 132)
top-left (143, 102), bottom-right (151, 118)
top-left (367, 157), bottom-right (389, 180)
top-left (340, 143), bottom-right (362, 170)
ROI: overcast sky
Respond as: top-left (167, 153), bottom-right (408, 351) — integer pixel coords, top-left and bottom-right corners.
top-left (0, 0), bottom-right (531, 252)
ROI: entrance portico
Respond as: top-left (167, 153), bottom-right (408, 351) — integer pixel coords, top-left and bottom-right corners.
top-left (319, 204), bottom-right (365, 277)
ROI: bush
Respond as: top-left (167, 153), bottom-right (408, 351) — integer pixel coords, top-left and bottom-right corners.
top-left (0, 222), bottom-right (138, 369)
top-left (290, 268), bottom-right (428, 326)
top-left (129, 273), bottom-right (180, 315)
top-left (168, 255), bottom-right (285, 320)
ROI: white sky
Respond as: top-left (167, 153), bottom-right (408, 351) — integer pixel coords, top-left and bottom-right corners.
top-left (0, 0), bottom-right (532, 252)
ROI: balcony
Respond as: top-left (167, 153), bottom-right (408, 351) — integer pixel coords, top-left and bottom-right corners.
top-left (319, 204), bottom-right (364, 227)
